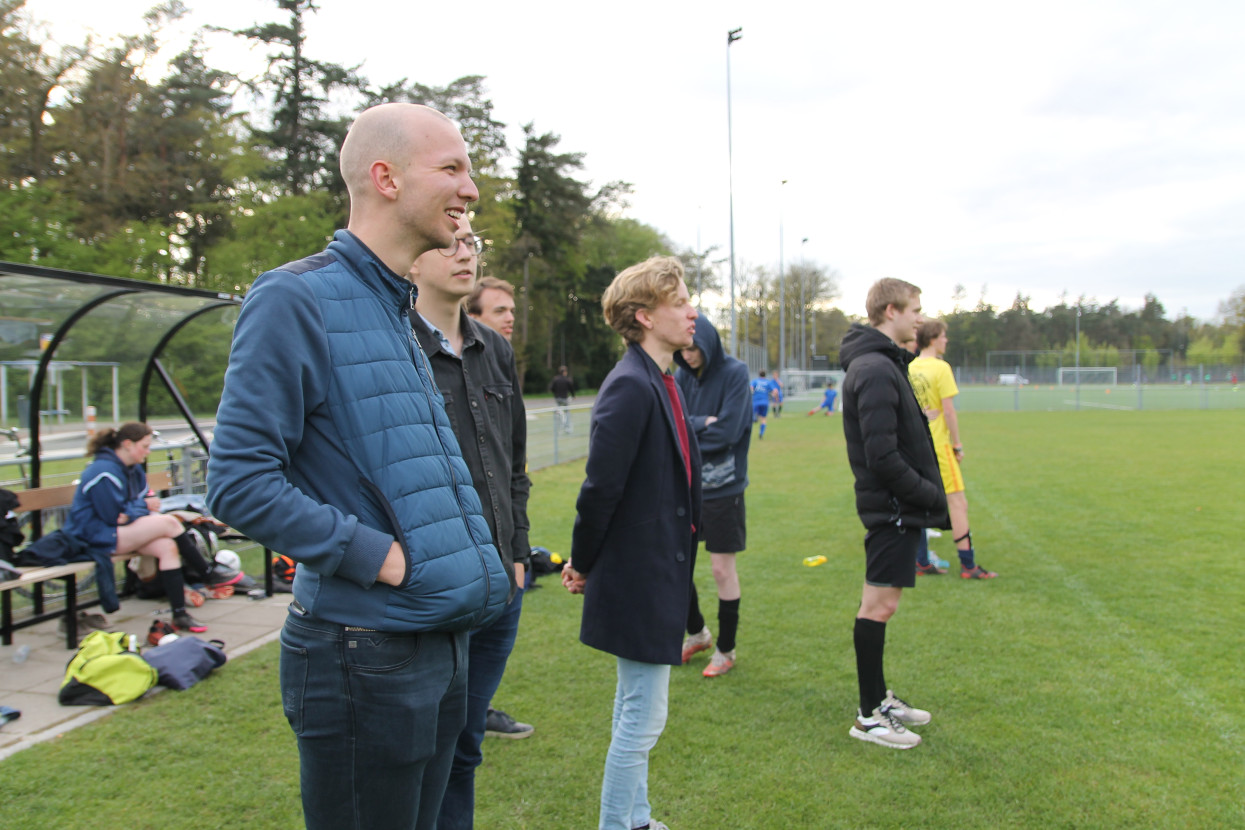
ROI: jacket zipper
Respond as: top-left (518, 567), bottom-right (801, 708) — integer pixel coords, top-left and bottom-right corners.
top-left (403, 301), bottom-right (495, 623)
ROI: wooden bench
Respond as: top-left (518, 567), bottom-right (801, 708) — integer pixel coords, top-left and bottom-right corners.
top-left (2, 471), bottom-right (172, 649)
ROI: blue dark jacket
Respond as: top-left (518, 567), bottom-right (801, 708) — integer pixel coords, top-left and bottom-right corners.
top-left (64, 447), bottom-right (151, 553)
top-left (673, 315), bottom-right (752, 499)
top-left (572, 344), bottom-right (702, 665)
top-left (206, 231), bottom-right (509, 632)
top-left (60, 447), bottom-right (149, 612)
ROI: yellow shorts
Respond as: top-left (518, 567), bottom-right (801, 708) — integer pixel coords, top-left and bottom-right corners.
top-left (934, 442), bottom-right (965, 494)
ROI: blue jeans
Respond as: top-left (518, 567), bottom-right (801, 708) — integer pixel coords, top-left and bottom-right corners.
top-left (600, 658), bottom-right (670, 830)
top-left (279, 605), bottom-right (468, 830)
top-left (437, 588), bottom-right (525, 830)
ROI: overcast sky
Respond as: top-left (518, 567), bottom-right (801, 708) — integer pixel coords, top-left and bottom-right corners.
top-left (30, 0), bottom-right (1245, 321)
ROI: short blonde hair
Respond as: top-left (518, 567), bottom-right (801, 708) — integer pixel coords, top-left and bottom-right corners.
top-left (865, 278), bottom-right (921, 325)
top-left (602, 256), bottom-right (685, 344)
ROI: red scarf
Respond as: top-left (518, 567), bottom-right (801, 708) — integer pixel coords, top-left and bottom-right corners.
top-left (662, 374), bottom-right (692, 487)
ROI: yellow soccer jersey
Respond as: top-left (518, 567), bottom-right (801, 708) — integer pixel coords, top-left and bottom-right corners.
top-left (909, 356), bottom-right (958, 447)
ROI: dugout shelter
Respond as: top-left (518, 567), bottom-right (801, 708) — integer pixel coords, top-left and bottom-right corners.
top-left (0, 261), bottom-right (242, 531)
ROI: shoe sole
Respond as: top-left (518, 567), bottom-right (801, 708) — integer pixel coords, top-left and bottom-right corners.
top-left (849, 726), bottom-right (921, 749)
top-left (681, 642), bottom-right (712, 664)
top-left (484, 728), bottom-right (534, 739)
top-left (703, 664), bottom-right (733, 677)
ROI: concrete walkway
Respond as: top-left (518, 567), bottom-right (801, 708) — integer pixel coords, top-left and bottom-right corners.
top-left (0, 588), bottom-right (289, 760)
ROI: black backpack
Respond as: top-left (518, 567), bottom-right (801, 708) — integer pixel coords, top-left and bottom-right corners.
top-left (0, 488), bottom-right (25, 562)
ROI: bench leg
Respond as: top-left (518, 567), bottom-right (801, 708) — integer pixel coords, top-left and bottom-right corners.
top-left (2, 589), bottom-right (12, 646)
top-left (264, 547), bottom-right (273, 597)
top-left (64, 572), bottom-right (79, 649)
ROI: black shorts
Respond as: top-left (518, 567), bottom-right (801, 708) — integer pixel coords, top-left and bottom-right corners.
top-left (699, 493), bottom-right (746, 553)
top-left (863, 524), bottom-right (920, 588)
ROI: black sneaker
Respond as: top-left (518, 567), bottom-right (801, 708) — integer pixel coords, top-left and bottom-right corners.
top-left (484, 707), bottom-right (534, 739)
top-left (171, 612), bottom-right (208, 633)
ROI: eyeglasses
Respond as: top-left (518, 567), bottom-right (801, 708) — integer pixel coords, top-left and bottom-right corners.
top-left (438, 234), bottom-right (485, 257)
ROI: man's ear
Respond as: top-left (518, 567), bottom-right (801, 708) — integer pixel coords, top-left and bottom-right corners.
top-left (370, 160), bottom-right (400, 201)
top-left (635, 308), bottom-right (653, 330)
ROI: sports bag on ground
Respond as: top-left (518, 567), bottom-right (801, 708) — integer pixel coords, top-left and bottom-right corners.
top-left (142, 636), bottom-right (227, 690)
top-left (59, 630), bottom-right (158, 706)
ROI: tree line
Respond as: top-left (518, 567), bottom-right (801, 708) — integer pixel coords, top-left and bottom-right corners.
top-left (2, 0), bottom-right (1241, 396)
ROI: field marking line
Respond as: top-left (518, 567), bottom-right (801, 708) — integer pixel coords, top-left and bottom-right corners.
top-left (974, 491), bottom-right (1241, 754)
top-left (1060, 399), bottom-right (1134, 411)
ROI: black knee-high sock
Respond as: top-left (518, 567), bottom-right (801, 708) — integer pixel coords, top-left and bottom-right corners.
top-left (158, 567), bottom-right (187, 615)
top-left (854, 617), bottom-right (887, 715)
top-left (686, 582), bottom-right (705, 635)
top-left (717, 598), bottom-right (740, 652)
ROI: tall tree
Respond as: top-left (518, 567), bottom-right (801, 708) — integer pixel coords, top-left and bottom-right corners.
top-left (0, 0), bottom-right (89, 185)
top-left (224, 0), bottom-right (363, 200)
top-left (503, 124), bottom-right (592, 382)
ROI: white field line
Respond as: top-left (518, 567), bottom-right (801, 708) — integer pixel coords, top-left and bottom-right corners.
top-left (973, 490), bottom-right (1240, 754)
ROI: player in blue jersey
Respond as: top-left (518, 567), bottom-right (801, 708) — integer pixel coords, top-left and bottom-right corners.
top-left (750, 370), bottom-right (777, 439)
top-left (808, 380), bottom-right (838, 415)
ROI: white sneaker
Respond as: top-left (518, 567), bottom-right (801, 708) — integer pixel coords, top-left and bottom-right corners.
top-left (882, 690), bottom-right (931, 726)
top-left (681, 626), bottom-right (712, 663)
top-left (849, 706), bottom-right (922, 749)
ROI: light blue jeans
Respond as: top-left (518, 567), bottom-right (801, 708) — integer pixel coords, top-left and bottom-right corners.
top-left (599, 657), bottom-right (671, 830)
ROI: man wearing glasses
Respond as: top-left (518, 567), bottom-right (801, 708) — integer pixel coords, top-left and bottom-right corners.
top-left (408, 218), bottom-right (533, 830)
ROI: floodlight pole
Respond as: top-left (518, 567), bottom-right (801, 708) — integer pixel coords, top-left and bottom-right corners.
top-left (800, 237), bottom-right (809, 370)
top-left (1075, 304), bottom-right (1082, 410)
top-left (727, 27), bottom-right (742, 357)
top-left (779, 179), bottom-right (787, 375)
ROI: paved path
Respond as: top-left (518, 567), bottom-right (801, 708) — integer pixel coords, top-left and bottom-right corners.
top-left (1, 587), bottom-right (289, 760)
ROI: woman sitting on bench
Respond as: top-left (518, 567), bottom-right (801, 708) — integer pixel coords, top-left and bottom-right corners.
top-left (63, 422), bottom-right (207, 633)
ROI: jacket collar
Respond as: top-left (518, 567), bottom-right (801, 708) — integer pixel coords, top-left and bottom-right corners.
top-left (328, 230), bottom-right (415, 314)
top-left (411, 307), bottom-right (483, 358)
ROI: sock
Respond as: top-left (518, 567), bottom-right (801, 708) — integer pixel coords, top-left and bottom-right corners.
top-left (759, 423), bottom-right (767, 438)
top-left (854, 617), bottom-right (887, 716)
top-left (158, 567), bottom-right (187, 615)
top-left (716, 598), bottom-right (740, 653)
top-left (958, 547), bottom-right (976, 570)
top-left (687, 582), bottom-right (705, 635)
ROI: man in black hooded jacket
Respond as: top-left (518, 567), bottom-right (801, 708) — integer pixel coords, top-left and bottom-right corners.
top-left (839, 277), bottom-right (950, 750)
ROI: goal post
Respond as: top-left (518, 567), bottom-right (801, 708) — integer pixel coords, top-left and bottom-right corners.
top-left (1057, 367), bottom-right (1117, 385)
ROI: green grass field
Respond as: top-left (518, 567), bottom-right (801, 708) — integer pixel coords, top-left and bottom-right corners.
top-left (3, 410), bottom-right (1242, 828)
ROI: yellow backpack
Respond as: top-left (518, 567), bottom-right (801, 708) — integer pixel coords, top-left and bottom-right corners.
top-left (59, 630), bottom-right (158, 706)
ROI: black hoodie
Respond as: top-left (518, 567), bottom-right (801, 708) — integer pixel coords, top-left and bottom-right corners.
top-left (674, 315), bottom-right (753, 499)
top-left (839, 323), bottom-right (950, 530)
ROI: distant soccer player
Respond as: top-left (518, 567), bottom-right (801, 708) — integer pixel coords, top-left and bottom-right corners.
top-left (839, 277), bottom-right (949, 749)
top-left (750, 370), bottom-right (775, 439)
top-left (771, 370), bottom-right (785, 416)
top-left (908, 319), bottom-right (998, 580)
top-left (807, 380), bottom-right (838, 416)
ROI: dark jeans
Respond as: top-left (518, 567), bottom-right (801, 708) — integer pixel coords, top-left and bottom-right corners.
top-left (437, 587), bottom-right (525, 830)
top-left (279, 605), bottom-right (468, 830)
